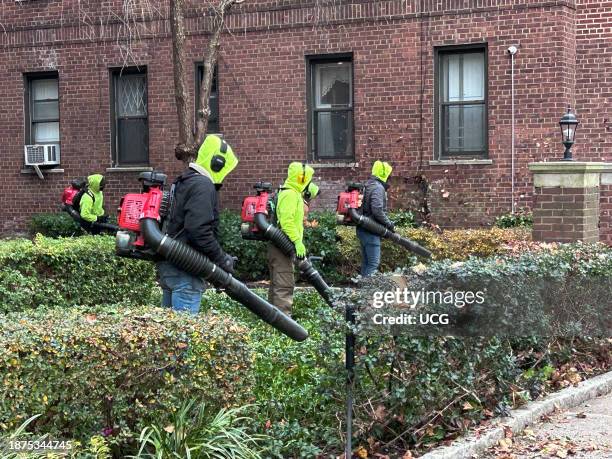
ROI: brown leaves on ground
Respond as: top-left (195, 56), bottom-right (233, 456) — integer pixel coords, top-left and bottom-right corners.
top-left (551, 364), bottom-right (582, 388)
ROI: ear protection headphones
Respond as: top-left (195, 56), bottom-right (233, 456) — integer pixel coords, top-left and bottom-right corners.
top-left (303, 181), bottom-right (311, 200)
top-left (298, 162), bottom-right (307, 184)
top-left (210, 138), bottom-right (228, 173)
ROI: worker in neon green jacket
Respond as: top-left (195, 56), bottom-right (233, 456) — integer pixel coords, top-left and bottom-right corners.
top-left (79, 174), bottom-right (107, 234)
top-left (268, 162), bottom-right (315, 314)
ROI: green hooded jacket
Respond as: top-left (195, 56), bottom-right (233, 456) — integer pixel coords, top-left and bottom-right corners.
top-left (371, 160), bottom-right (393, 182)
top-left (276, 162), bottom-right (315, 244)
top-left (195, 135), bottom-right (239, 184)
top-left (80, 174), bottom-right (105, 223)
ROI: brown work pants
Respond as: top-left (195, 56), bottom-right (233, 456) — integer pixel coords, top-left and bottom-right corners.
top-left (267, 243), bottom-right (295, 315)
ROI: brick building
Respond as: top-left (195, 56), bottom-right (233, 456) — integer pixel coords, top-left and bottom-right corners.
top-left (0, 0), bottom-right (610, 239)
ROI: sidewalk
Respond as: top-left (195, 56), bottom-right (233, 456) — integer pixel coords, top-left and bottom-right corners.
top-left (481, 392), bottom-right (612, 458)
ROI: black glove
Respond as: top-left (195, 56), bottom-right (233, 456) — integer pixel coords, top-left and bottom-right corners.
top-left (98, 215), bottom-right (109, 224)
top-left (387, 222), bottom-right (395, 232)
top-left (219, 253), bottom-right (236, 274)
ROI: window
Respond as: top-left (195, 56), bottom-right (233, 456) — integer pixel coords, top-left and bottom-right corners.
top-left (110, 68), bottom-right (149, 166)
top-left (195, 64), bottom-right (219, 133)
top-left (307, 55), bottom-right (354, 160)
top-left (435, 45), bottom-right (488, 158)
top-left (25, 73), bottom-right (60, 145)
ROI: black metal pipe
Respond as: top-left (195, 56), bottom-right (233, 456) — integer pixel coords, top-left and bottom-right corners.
top-left (253, 213), bottom-right (334, 307)
top-left (140, 218), bottom-right (308, 342)
top-left (348, 208), bottom-right (432, 258)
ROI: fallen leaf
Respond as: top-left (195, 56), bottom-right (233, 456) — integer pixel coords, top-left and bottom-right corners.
top-left (164, 424), bottom-right (175, 433)
top-left (355, 446), bottom-right (368, 458)
top-left (85, 314), bottom-right (97, 323)
top-left (373, 405), bottom-right (386, 422)
top-left (503, 425), bottom-right (513, 438)
top-left (575, 412), bottom-right (587, 419)
top-left (401, 452), bottom-right (413, 459)
top-left (498, 437), bottom-right (513, 450)
top-left (462, 401), bottom-right (474, 411)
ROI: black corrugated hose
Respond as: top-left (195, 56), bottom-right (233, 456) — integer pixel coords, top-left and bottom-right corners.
top-left (63, 205), bottom-right (119, 234)
top-left (140, 218), bottom-right (308, 342)
top-left (253, 213), bottom-right (333, 307)
top-left (348, 208), bottom-right (432, 258)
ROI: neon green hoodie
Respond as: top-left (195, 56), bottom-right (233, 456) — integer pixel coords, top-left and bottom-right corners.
top-left (195, 135), bottom-right (239, 184)
top-left (277, 162), bottom-right (315, 245)
top-left (371, 160), bottom-right (393, 183)
top-left (80, 174), bottom-right (105, 223)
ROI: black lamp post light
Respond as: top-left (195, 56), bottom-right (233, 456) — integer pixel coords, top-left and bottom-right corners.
top-left (559, 107), bottom-right (579, 161)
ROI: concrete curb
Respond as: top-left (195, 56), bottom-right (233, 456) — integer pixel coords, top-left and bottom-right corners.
top-left (420, 370), bottom-right (612, 459)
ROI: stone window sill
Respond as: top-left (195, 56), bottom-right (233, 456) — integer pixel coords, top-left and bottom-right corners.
top-left (429, 159), bottom-right (493, 166)
top-left (310, 162), bottom-right (359, 169)
top-left (21, 167), bottom-right (65, 174)
top-left (106, 166), bottom-right (154, 172)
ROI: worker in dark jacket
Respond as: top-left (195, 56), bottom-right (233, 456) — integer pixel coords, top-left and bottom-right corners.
top-left (357, 160), bottom-right (394, 276)
top-left (157, 135), bottom-right (238, 314)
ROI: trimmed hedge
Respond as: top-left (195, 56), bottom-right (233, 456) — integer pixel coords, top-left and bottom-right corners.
top-left (29, 212), bottom-right (84, 238)
top-left (0, 235), bottom-right (156, 313)
top-left (336, 226), bottom-right (531, 277)
top-left (0, 306), bottom-right (253, 452)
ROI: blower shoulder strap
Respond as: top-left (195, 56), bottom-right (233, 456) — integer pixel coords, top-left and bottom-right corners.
top-left (270, 187), bottom-right (288, 226)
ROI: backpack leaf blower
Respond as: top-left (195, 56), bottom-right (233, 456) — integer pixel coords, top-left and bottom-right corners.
top-left (241, 183), bottom-right (334, 307)
top-left (115, 172), bottom-right (308, 342)
top-left (61, 179), bottom-right (119, 234)
top-left (336, 183), bottom-right (432, 259)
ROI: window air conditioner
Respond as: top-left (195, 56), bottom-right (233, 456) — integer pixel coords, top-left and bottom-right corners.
top-left (24, 144), bottom-right (61, 167)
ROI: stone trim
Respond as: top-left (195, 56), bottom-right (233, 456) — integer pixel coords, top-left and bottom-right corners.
top-left (0, 0), bottom-right (576, 49)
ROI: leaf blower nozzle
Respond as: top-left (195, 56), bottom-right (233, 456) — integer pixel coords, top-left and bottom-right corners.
top-left (336, 184), bottom-right (432, 259)
top-left (115, 173), bottom-right (308, 342)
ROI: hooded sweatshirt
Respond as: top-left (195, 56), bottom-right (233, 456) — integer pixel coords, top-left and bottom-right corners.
top-left (164, 135), bottom-right (238, 264)
top-left (361, 161), bottom-right (394, 230)
top-left (79, 174), bottom-right (105, 223)
top-left (276, 162), bottom-right (315, 245)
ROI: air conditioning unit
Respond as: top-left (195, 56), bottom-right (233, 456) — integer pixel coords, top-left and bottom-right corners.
top-left (24, 144), bottom-right (61, 167)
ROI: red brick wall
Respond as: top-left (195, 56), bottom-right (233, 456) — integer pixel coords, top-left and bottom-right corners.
top-left (2, 0), bottom-right (609, 236)
top-left (575, 0), bottom-right (612, 244)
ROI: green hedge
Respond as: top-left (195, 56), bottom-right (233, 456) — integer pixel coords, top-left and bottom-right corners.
top-left (336, 226), bottom-right (531, 277)
top-left (200, 243), bottom-right (611, 457)
top-left (0, 306), bottom-right (253, 453)
top-left (29, 212), bottom-right (84, 238)
top-left (0, 235), bottom-right (156, 313)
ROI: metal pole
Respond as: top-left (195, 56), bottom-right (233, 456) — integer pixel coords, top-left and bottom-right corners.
top-left (345, 304), bottom-right (356, 459)
top-left (511, 49), bottom-right (516, 214)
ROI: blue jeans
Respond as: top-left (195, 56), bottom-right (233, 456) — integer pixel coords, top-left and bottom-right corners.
top-left (157, 261), bottom-right (205, 314)
top-left (357, 227), bottom-right (381, 277)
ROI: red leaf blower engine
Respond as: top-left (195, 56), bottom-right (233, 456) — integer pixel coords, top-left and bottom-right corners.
top-left (61, 178), bottom-right (118, 234)
top-left (240, 182), bottom-right (334, 307)
top-left (336, 183), bottom-right (432, 258)
top-left (113, 172), bottom-right (308, 342)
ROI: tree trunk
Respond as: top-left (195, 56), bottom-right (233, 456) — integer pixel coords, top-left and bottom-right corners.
top-left (194, 17), bottom-right (223, 147)
top-left (172, 0), bottom-right (243, 162)
top-left (170, 0), bottom-right (194, 162)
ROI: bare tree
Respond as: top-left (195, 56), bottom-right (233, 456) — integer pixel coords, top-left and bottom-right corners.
top-left (171, 0), bottom-right (243, 162)
top-left (54, 0), bottom-right (241, 163)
